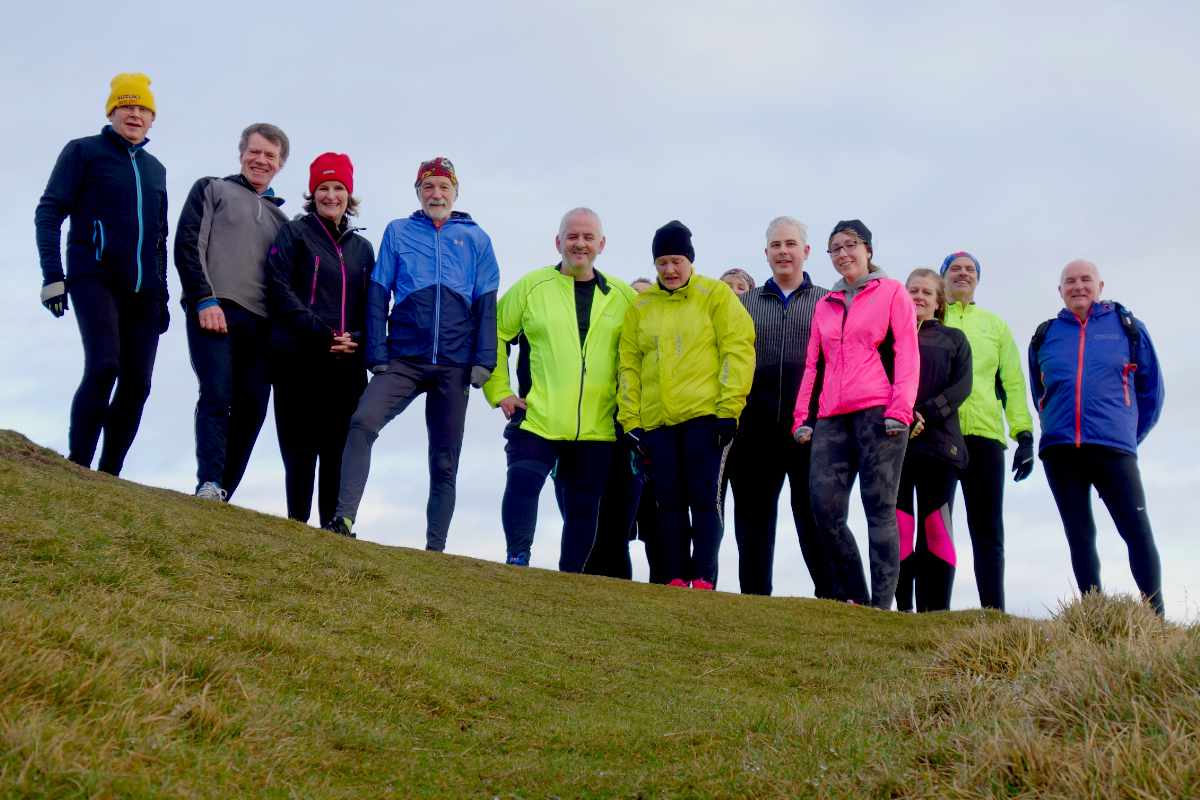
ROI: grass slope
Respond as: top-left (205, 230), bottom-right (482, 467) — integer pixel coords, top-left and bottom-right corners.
top-left (1, 431), bottom-right (1194, 799)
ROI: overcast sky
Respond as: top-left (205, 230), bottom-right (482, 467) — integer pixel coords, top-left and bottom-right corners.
top-left (4, 1), bottom-right (1197, 619)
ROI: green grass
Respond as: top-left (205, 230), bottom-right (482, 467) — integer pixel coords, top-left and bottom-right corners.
top-left (1, 430), bottom-right (1193, 798)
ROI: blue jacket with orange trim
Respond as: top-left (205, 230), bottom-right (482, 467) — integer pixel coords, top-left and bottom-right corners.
top-left (367, 210), bottom-right (499, 369)
top-left (1029, 301), bottom-right (1163, 456)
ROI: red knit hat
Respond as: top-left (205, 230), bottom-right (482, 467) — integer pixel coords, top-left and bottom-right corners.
top-left (414, 156), bottom-right (457, 188)
top-left (309, 152), bottom-right (354, 195)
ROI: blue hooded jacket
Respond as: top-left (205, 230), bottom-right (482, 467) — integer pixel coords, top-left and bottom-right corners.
top-left (1029, 301), bottom-right (1163, 456)
top-left (367, 210), bottom-right (500, 369)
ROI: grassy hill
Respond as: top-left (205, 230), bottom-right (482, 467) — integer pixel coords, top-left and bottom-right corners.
top-left (1, 430), bottom-right (1196, 799)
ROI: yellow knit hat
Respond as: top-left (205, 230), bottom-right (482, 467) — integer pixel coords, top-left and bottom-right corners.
top-left (105, 73), bottom-right (156, 116)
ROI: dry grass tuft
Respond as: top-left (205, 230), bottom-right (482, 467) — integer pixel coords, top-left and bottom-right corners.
top-left (855, 593), bottom-right (1200, 799)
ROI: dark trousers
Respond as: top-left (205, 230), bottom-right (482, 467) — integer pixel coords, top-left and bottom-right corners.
top-left (273, 352), bottom-right (367, 527)
top-left (958, 435), bottom-right (1007, 610)
top-left (809, 407), bottom-right (907, 608)
top-left (896, 454), bottom-right (959, 612)
top-left (729, 428), bottom-right (831, 597)
top-left (504, 427), bottom-right (614, 573)
top-left (67, 277), bottom-right (160, 476)
top-left (336, 359), bottom-right (470, 551)
top-left (581, 445), bottom-right (644, 580)
top-left (635, 478), bottom-right (669, 584)
top-left (186, 301), bottom-right (271, 498)
top-left (643, 415), bottom-right (726, 584)
top-left (1042, 445), bottom-right (1163, 616)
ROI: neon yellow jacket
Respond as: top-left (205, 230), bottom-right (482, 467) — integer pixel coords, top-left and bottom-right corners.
top-left (943, 301), bottom-right (1034, 445)
top-left (618, 273), bottom-right (755, 432)
top-left (483, 266), bottom-right (636, 441)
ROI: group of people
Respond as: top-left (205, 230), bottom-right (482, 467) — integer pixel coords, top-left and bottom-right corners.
top-left (34, 74), bottom-right (1167, 615)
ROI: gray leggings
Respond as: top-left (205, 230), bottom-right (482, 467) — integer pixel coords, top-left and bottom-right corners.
top-left (335, 359), bottom-right (470, 551)
top-left (809, 406), bottom-right (908, 608)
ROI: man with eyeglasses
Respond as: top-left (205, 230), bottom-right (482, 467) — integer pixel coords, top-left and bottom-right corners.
top-left (728, 216), bottom-right (831, 596)
top-left (939, 251), bottom-right (1035, 611)
top-left (35, 73), bottom-right (169, 477)
top-left (327, 157), bottom-right (500, 548)
top-left (1029, 259), bottom-right (1164, 616)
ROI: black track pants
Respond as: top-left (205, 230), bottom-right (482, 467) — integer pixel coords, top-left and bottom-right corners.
top-left (895, 454), bottom-right (959, 612)
top-left (1042, 444), bottom-right (1163, 616)
top-left (643, 416), bottom-right (726, 585)
top-left (335, 359), bottom-right (469, 551)
top-left (67, 277), bottom-right (160, 475)
top-left (958, 435), bottom-right (1007, 610)
top-left (809, 407), bottom-right (907, 608)
top-left (273, 353), bottom-right (367, 527)
top-left (504, 427), bottom-right (614, 573)
top-left (581, 446), bottom-right (644, 580)
top-left (186, 302), bottom-right (272, 499)
top-left (729, 430), bottom-right (832, 597)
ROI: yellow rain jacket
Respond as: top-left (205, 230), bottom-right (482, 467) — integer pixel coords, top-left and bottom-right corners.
top-left (484, 266), bottom-right (636, 441)
top-left (618, 273), bottom-right (755, 432)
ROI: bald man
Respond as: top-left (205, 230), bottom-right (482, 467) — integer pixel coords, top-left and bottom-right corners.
top-left (1029, 260), bottom-right (1165, 615)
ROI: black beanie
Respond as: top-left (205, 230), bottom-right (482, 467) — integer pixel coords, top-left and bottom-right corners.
top-left (829, 219), bottom-right (873, 250)
top-left (652, 220), bottom-right (695, 262)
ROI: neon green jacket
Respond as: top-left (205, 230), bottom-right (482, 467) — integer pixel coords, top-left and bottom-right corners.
top-left (943, 301), bottom-right (1033, 446)
top-left (618, 272), bottom-right (755, 432)
top-left (483, 265), bottom-right (636, 442)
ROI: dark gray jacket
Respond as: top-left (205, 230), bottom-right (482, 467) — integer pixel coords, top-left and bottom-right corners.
top-left (174, 173), bottom-right (287, 317)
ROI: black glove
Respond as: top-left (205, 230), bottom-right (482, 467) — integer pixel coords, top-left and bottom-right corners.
top-left (1012, 432), bottom-right (1034, 482)
top-left (41, 281), bottom-right (68, 318)
top-left (625, 428), bottom-right (646, 457)
top-left (716, 417), bottom-right (737, 448)
top-left (158, 304), bottom-right (170, 334)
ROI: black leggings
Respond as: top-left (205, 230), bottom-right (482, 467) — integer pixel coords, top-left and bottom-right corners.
top-left (273, 352), bottom-right (367, 527)
top-left (1042, 445), bottom-right (1163, 616)
top-left (958, 435), bottom-right (1007, 610)
top-left (895, 454), bottom-right (959, 612)
top-left (67, 277), bottom-right (160, 475)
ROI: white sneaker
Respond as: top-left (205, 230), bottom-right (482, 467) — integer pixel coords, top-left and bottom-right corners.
top-left (196, 481), bottom-right (227, 502)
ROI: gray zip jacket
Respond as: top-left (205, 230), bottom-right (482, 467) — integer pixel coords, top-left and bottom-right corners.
top-left (174, 173), bottom-right (287, 317)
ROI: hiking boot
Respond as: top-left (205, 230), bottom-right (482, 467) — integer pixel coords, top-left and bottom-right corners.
top-left (691, 578), bottom-right (715, 591)
top-left (668, 578), bottom-right (690, 588)
top-left (323, 517), bottom-right (356, 539)
top-left (505, 552), bottom-right (530, 567)
top-left (195, 481), bottom-right (227, 502)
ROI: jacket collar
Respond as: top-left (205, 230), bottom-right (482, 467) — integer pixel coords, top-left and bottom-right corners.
top-left (764, 272), bottom-right (812, 301)
top-left (224, 173), bottom-right (285, 206)
top-left (101, 124), bottom-right (149, 152)
top-left (304, 211), bottom-right (362, 243)
top-left (410, 209), bottom-right (475, 227)
top-left (831, 268), bottom-right (887, 295)
top-left (1057, 300), bottom-right (1112, 324)
top-left (554, 262), bottom-right (610, 294)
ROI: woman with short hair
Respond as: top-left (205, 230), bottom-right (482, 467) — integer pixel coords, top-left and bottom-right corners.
top-left (618, 221), bottom-right (755, 589)
top-left (266, 152), bottom-right (374, 531)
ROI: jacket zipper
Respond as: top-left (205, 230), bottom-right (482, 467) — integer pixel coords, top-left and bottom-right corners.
top-left (93, 220), bottom-right (106, 261)
top-left (1073, 318), bottom-right (1088, 446)
top-left (129, 148), bottom-right (144, 292)
top-left (310, 256), bottom-right (320, 305)
top-left (313, 217), bottom-right (350, 333)
top-left (777, 297), bottom-right (787, 425)
top-left (432, 224), bottom-right (442, 364)
top-left (1121, 363), bottom-right (1136, 406)
top-left (574, 280), bottom-right (593, 441)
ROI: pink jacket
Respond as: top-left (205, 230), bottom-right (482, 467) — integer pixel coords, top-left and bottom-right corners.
top-left (792, 272), bottom-right (919, 429)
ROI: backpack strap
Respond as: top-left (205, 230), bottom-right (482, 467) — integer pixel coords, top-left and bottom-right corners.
top-left (1112, 301), bottom-right (1141, 368)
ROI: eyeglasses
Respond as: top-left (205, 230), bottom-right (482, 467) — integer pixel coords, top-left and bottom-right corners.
top-left (827, 240), bottom-right (862, 255)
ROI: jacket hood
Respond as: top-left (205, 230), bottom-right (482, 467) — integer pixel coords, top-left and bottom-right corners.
top-left (831, 267), bottom-right (888, 294)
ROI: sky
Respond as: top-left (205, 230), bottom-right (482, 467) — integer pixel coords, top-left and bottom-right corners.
top-left (3, 1), bottom-right (1198, 619)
